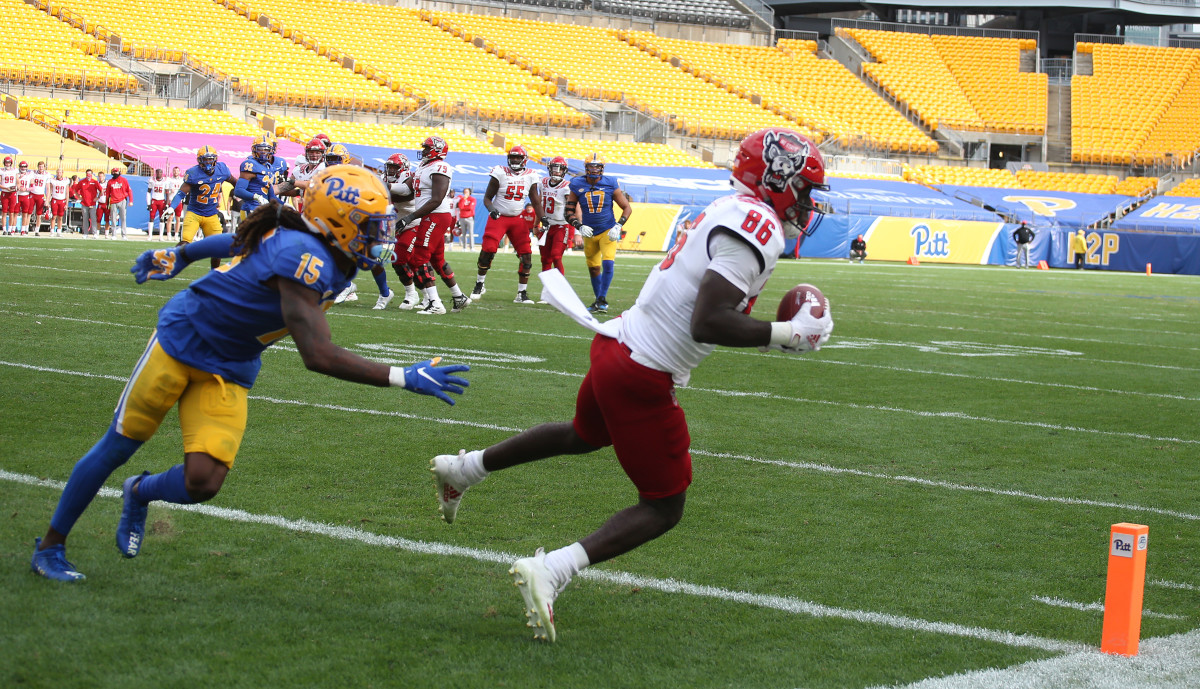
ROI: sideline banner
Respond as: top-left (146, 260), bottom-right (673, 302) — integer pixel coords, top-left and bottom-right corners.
top-left (858, 217), bottom-right (1005, 264)
top-left (63, 126), bottom-right (303, 173)
top-left (1048, 228), bottom-right (1200, 274)
top-left (816, 179), bottom-right (999, 221)
top-left (936, 185), bottom-right (1137, 228)
top-left (1112, 197), bottom-right (1200, 233)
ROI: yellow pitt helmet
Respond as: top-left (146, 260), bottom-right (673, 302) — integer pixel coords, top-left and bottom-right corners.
top-left (196, 145), bottom-right (219, 174)
top-left (583, 152), bottom-right (605, 182)
top-left (302, 165), bottom-right (396, 269)
top-left (324, 143), bottom-right (350, 166)
top-left (251, 134), bottom-right (273, 164)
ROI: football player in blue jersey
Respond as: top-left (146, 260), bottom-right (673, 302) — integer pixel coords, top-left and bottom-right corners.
top-left (169, 145), bottom-right (237, 270)
top-left (265, 133), bottom-right (290, 189)
top-left (30, 166), bottom-right (471, 582)
top-left (233, 134), bottom-right (281, 219)
top-left (567, 152), bottom-right (632, 313)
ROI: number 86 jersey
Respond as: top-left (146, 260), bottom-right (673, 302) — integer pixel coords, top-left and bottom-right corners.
top-left (618, 193), bottom-right (784, 386)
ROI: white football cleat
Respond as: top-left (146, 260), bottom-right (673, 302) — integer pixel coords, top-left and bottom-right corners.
top-left (334, 283), bottom-right (358, 304)
top-left (416, 300), bottom-right (447, 315)
top-left (397, 293), bottom-right (419, 310)
top-left (372, 291), bottom-right (394, 310)
top-left (514, 291), bottom-right (535, 304)
top-left (430, 450), bottom-right (474, 524)
top-left (510, 548), bottom-right (560, 642)
top-left (470, 282), bottom-right (486, 301)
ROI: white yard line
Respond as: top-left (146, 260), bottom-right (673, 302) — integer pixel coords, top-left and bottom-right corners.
top-left (1031, 596), bottom-right (1186, 620)
top-left (0, 468), bottom-right (1087, 655)
top-left (3, 359), bottom-right (1199, 524)
top-left (869, 628), bottom-right (1200, 689)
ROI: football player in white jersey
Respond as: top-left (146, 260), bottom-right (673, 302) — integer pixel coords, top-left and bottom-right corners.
top-left (15, 161), bottom-right (32, 235)
top-left (382, 152), bottom-right (423, 311)
top-left (0, 156), bottom-right (17, 234)
top-left (535, 156), bottom-right (574, 281)
top-left (48, 169), bottom-right (70, 236)
top-left (430, 129), bottom-right (834, 643)
top-left (146, 169), bottom-right (171, 239)
top-left (472, 145), bottom-right (546, 304)
top-left (279, 138), bottom-right (326, 211)
top-left (26, 161), bottom-right (49, 235)
top-left (162, 167), bottom-right (184, 240)
top-left (398, 136), bottom-right (469, 315)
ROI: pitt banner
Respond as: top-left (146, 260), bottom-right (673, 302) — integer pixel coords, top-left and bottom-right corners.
top-left (863, 217), bottom-right (1004, 264)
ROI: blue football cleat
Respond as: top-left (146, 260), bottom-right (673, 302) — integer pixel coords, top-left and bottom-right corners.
top-left (31, 538), bottom-right (85, 582)
top-left (116, 471), bottom-right (150, 558)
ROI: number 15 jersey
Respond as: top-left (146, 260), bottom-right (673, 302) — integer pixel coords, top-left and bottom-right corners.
top-left (155, 228), bottom-right (352, 388)
top-left (618, 193), bottom-right (784, 386)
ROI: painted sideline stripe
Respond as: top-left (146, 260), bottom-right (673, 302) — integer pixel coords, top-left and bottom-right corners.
top-left (868, 317), bottom-right (1200, 353)
top-left (869, 627), bottom-right (1200, 689)
top-left (5, 358), bottom-right (1200, 523)
top-left (1151, 579), bottom-right (1200, 592)
top-left (693, 449), bottom-right (1200, 523)
top-left (1031, 596), bottom-right (1186, 620)
top-left (1, 468), bottom-right (1087, 654)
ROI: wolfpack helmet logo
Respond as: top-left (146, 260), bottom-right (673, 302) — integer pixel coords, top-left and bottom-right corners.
top-left (761, 130), bottom-right (811, 194)
top-left (324, 176), bottom-right (361, 204)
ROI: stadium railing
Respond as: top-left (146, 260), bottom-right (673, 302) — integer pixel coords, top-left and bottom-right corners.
top-left (831, 18), bottom-right (1038, 41)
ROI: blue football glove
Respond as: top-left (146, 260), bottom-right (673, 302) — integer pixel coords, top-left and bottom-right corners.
top-left (395, 358), bottom-right (470, 406)
top-left (131, 247), bottom-right (190, 284)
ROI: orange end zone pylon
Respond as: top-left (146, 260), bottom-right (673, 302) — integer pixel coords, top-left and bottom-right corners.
top-left (1101, 523), bottom-right (1149, 656)
top-left (907, 256), bottom-right (920, 265)
top-left (1037, 260), bottom-right (1049, 270)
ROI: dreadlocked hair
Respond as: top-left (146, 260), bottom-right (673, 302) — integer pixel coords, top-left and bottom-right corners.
top-left (231, 202), bottom-right (307, 256)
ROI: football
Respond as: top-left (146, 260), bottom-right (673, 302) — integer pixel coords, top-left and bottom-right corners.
top-left (776, 283), bottom-right (827, 321)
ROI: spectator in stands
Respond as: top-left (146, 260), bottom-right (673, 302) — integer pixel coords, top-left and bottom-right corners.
top-left (849, 234), bottom-right (867, 263)
top-left (72, 170), bottom-right (102, 238)
top-left (1012, 221), bottom-right (1035, 268)
top-left (456, 187), bottom-right (476, 249)
top-left (1071, 229), bottom-right (1087, 269)
top-left (105, 168), bottom-right (133, 239)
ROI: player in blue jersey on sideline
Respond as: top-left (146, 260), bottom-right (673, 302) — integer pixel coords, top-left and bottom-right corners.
top-left (30, 166), bottom-right (471, 582)
top-left (567, 152), bottom-right (632, 313)
top-left (233, 134), bottom-right (281, 220)
top-left (169, 146), bottom-right (237, 269)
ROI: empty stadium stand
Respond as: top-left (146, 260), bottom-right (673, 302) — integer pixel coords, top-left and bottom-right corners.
top-left (16, 96), bottom-right (259, 134)
top-left (0, 0), bottom-right (137, 92)
top-left (842, 28), bottom-right (1045, 135)
top-left (1073, 43), bottom-right (1200, 166)
top-left (1112, 176), bottom-right (1158, 197)
top-left (40, 0), bottom-right (413, 112)
top-left (1013, 170), bottom-right (1117, 194)
top-left (0, 116), bottom-right (118, 175)
top-left (264, 115), bottom-right (495, 154)
top-left (907, 165), bottom-right (1019, 187)
top-left (488, 132), bottom-right (715, 168)
top-left (427, 11), bottom-right (805, 141)
top-left (728, 39), bottom-right (935, 153)
top-left (1165, 178), bottom-right (1200, 197)
top-left (234, 0), bottom-right (589, 127)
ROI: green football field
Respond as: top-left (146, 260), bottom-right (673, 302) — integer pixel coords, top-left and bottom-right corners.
top-left (2, 236), bottom-right (1197, 688)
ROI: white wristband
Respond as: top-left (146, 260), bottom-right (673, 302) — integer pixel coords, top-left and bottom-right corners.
top-left (388, 366), bottom-right (406, 388)
top-left (768, 321), bottom-right (794, 347)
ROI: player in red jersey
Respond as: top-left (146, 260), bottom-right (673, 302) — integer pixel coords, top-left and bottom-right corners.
top-left (430, 128), bottom-right (834, 643)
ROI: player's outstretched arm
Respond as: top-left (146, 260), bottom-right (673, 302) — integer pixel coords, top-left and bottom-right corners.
top-left (130, 233), bottom-right (237, 284)
top-left (277, 278), bottom-right (470, 404)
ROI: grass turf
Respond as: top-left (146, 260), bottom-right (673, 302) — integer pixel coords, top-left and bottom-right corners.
top-left (1, 236), bottom-right (1197, 688)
